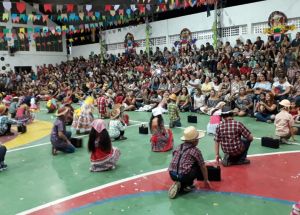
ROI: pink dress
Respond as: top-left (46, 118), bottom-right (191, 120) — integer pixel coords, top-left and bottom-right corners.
top-left (207, 110), bottom-right (222, 135)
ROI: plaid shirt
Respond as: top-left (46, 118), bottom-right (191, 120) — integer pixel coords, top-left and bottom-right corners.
top-left (214, 119), bottom-right (252, 155)
top-left (0, 115), bottom-right (19, 135)
top-left (167, 102), bottom-right (180, 121)
top-left (97, 97), bottom-right (108, 114)
top-left (168, 143), bottom-right (204, 175)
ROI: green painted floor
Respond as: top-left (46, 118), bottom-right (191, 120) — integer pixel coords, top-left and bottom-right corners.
top-left (69, 192), bottom-right (291, 215)
top-left (1, 106), bottom-right (299, 215)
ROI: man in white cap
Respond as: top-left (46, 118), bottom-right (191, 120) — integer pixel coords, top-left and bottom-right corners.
top-left (215, 106), bottom-right (253, 167)
top-left (168, 126), bottom-right (211, 199)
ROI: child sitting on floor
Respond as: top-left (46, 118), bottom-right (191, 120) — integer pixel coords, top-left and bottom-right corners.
top-left (207, 102), bottom-right (226, 135)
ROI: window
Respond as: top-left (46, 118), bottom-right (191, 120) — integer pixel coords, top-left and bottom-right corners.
top-left (36, 33), bottom-right (63, 52)
top-left (12, 27), bottom-right (29, 51)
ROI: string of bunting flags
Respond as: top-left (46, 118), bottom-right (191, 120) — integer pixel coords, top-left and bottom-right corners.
top-left (0, 0), bottom-right (217, 44)
top-left (1, 0), bottom-right (217, 25)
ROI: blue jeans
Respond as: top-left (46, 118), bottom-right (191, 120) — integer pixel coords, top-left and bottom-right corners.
top-left (228, 138), bottom-right (251, 162)
top-left (169, 119), bottom-right (181, 128)
top-left (54, 131), bottom-right (75, 153)
top-left (254, 112), bottom-right (272, 122)
top-left (0, 145), bottom-right (7, 162)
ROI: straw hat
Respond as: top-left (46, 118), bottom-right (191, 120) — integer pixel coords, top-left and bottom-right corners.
top-left (55, 107), bottom-right (68, 117)
top-left (0, 104), bottom-right (7, 115)
top-left (279, 99), bottom-right (291, 108)
top-left (181, 126), bottom-right (205, 141)
top-left (152, 107), bottom-right (162, 117)
top-left (110, 108), bottom-right (121, 119)
top-left (169, 94), bottom-right (177, 101)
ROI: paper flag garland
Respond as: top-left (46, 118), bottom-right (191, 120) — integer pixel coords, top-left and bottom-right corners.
top-left (16, 2), bottom-right (26, 13)
top-left (3, 2), bottom-right (12, 11)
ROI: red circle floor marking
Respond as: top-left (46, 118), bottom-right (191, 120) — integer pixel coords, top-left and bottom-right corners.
top-left (21, 152), bottom-right (300, 215)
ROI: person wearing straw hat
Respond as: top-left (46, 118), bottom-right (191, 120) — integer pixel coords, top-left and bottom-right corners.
top-left (274, 99), bottom-right (298, 144)
top-left (0, 104), bottom-right (22, 136)
top-left (149, 107), bottom-right (173, 152)
top-left (50, 107), bottom-right (75, 155)
top-left (108, 105), bottom-right (127, 141)
top-left (167, 94), bottom-right (181, 128)
top-left (168, 126), bottom-right (211, 199)
top-left (88, 119), bottom-right (121, 172)
top-left (215, 106), bottom-right (253, 167)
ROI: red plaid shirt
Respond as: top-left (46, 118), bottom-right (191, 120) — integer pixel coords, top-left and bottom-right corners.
top-left (214, 119), bottom-right (252, 155)
top-left (97, 96), bottom-right (108, 114)
top-left (168, 143), bottom-right (204, 175)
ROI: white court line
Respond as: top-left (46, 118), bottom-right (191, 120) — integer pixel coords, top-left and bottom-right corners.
top-left (17, 150), bottom-right (300, 215)
top-left (7, 120), bottom-right (300, 153)
top-left (8, 122), bottom-right (143, 153)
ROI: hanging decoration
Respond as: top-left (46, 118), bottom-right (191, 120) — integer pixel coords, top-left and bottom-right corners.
top-left (174, 28), bottom-right (197, 54)
top-left (124, 33), bottom-right (138, 54)
top-left (263, 11), bottom-right (296, 43)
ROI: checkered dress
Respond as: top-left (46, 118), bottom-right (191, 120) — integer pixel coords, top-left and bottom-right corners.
top-left (97, 97), bottom-right (108, 115)
top-left (168, 143), bottom-right (205, 175)
top-left (214, 119), bottom-right (252, 155)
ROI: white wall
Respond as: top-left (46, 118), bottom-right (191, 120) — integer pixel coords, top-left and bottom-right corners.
top-left (71, 0), bottom-right (300, 58)
top-left (0, 1), bottom-right (67, 72)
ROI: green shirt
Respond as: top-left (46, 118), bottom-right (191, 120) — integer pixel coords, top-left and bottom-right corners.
top-left (167, 102), bottom-right (180, 121)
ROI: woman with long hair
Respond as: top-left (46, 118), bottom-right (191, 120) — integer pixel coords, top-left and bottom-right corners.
top-left (177, 87), bottom-right (191, 112)
top-left (234, 87), bottom-right (253, 117)
top-left (254, 92), bottom-right (277, 123)
top-left (88, 119), bottom-right (121, 172)
top-left (149, 107), bottom-right (173, 152)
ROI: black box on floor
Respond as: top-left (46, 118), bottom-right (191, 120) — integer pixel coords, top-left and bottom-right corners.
top-left (17, 125), bottom-right (27, 133)
top-left (187, 115), bottom-right (197, 123)
top-left (70, 138), bottom-right (83, 148)
top-left (198, 166), bottom-right (221, 181)
top-left (261, 137), bottom-right (280, 149)
top-left (139, 124), bottom-right (149, 134)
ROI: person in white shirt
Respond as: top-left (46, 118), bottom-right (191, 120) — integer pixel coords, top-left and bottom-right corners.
top-left (188, 74), bottom-right (201, 95)
top-left (272, 74), bottom-right (291, 101)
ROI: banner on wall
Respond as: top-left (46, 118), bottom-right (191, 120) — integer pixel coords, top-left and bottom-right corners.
top-left (263, 11), bottom-right (296, 43)
top-left (124, 32), bottom-right (138, 54)
top-left (174, 28), bottom-right (197, 54)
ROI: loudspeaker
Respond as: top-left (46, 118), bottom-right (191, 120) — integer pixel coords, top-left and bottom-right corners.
top-left (188, 115), bottom-right (197, 123)
top-left (198, 166), bottom-right (221, 181)
top-left (139, 124), bottom-right (149, 134)
top-left (17, 125), bottom-right (27, 133)
top-left (261, 137), bottom-right (280, 149)
top-left (70, 137), bottom-right (83, 148)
